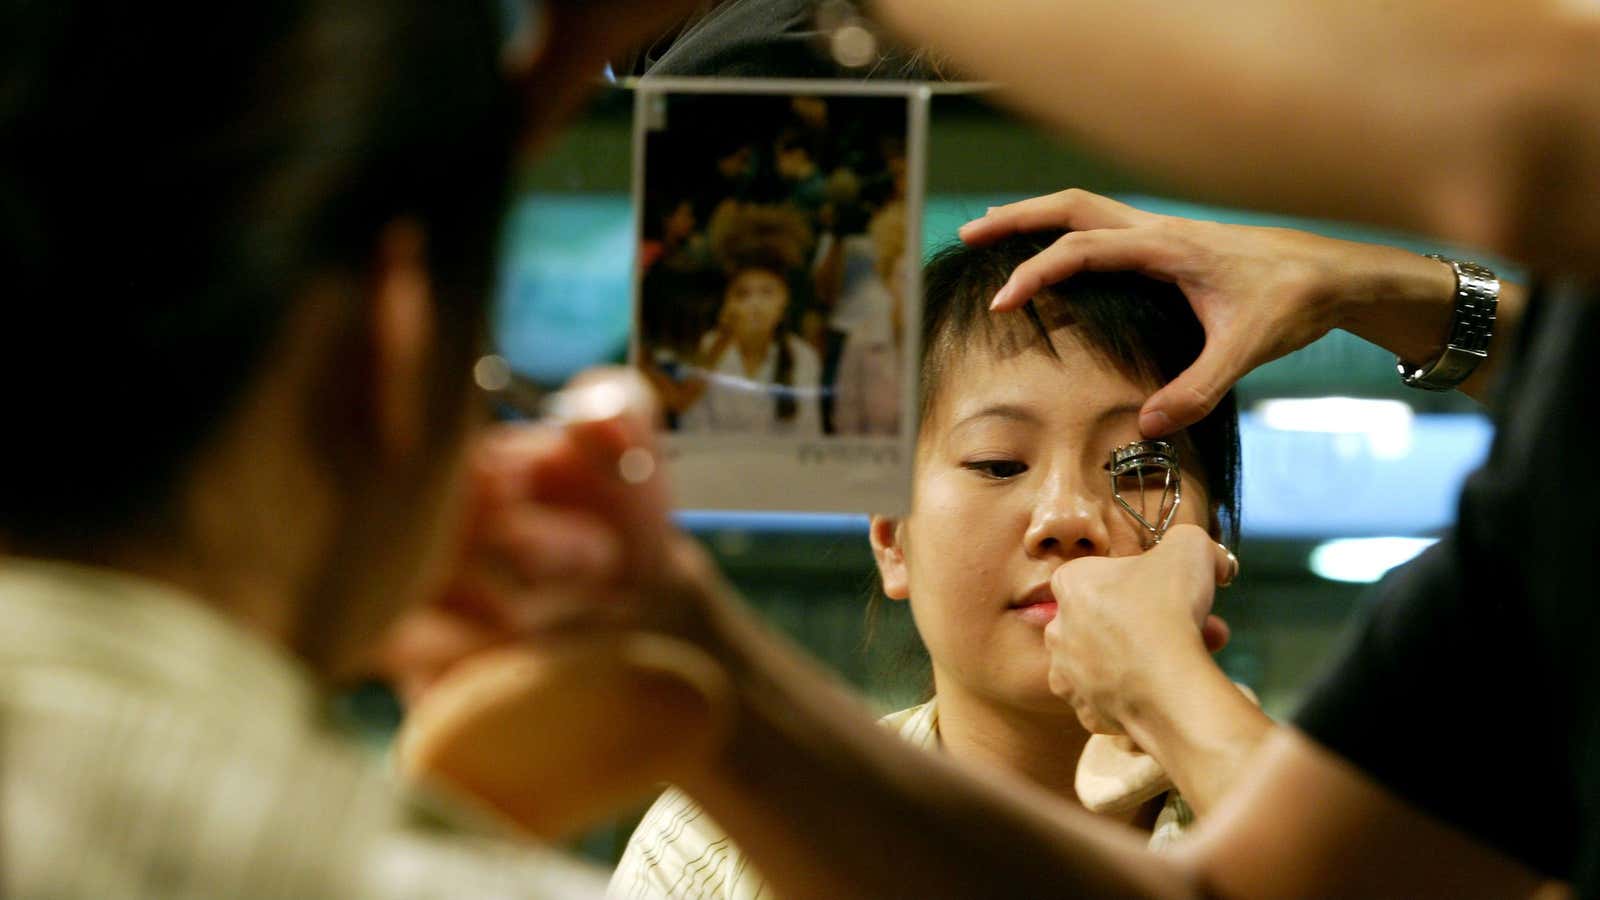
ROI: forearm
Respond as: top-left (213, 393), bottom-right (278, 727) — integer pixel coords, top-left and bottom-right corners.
top-left (1117, 652), bottom-right (1274, 818)
top-left (1326, 239), bottom-right (1528, 403)
top-left (872, 0), bottom-right (1600, 271)
top-left (675, 591), bottom-right (1203, 900)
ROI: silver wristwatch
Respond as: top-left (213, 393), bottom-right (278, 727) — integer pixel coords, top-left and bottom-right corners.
top-left (1396, 255), bottom-right (1499, 391)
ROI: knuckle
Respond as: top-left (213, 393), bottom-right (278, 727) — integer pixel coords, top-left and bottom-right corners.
top-left (1058, 187), bottom-right (1090, 207)
top-left (1167, 524), bottom-right (1211, 556)
top-left (1177, 379), bottom-right (1216, 412)
top-left (1056, 229), bottom-right (1091, 248)
top-left (1168, 522), bottom-right (1207, 543)
top-left (1049, 669), bottom-right (1074, 700)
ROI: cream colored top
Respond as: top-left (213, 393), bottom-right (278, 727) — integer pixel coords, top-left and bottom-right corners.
top-left (0, 558), bottom-right (606, 899)
top-left (609, 699), bottom-right (1193, 900)
top-left (674, 333), bottom-right (823, 436)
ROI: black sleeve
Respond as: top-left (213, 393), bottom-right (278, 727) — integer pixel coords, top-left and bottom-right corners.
top-left (1295, 531), bottom-right (1571, 876)
top-left (1295, 286), bottom-right (1599, 879)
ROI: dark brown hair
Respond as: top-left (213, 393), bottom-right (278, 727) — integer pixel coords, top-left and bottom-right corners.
top-left (1, 1), bottom-right (514, 548)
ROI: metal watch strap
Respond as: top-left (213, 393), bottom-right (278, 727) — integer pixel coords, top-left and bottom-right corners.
top-left (1395, 255), bottom-right (1499, 391)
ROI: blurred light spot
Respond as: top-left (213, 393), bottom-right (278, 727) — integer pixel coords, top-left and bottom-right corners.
top-left (1257, 397), bottom-right (1415, 460)
top-left (474, 355), bottom-right (513, 392)
top-left (1309, 537), bottom-right (1438, 583)
top-left (618, 447), bottom-right (656, 485)
top-left (546, 380), bottom-right (628, 423)
top-left (831, 24), bottom-right (878, 68)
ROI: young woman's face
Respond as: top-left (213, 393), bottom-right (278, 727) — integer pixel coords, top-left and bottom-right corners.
top-left (721, 269), bottom-right (790, 343)
top-left (872, 328), bottom-right (1213, 714)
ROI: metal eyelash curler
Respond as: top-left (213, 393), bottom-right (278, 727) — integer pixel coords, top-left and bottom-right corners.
top-left (1109, 440), bottom-right (1183, 547)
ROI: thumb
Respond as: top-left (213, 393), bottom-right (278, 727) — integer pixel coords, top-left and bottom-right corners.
top-left (1139, 340), bottom-right (1243, 437)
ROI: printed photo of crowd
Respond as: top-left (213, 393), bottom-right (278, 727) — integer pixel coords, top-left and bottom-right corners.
top-left (637, 90), bottom-right (911, 438)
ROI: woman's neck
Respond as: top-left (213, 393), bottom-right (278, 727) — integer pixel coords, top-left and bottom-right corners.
top-left (933, 683), bottom-right (1088, 803)
top-left (735, 332), bottom-right (775, 377)
top-left (932, 680), bottom-right (1150, 829)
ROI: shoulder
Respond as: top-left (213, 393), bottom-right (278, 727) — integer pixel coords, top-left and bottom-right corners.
top-left (878, 699), bottom-right (940, 749)
top-left (2, 684), bottom-right (376, 895)
top-left (612, 787), bottom-right (750, 900)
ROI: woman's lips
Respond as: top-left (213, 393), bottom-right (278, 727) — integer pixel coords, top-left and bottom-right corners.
top-left (1010, 583), bottom-right (1058, 626)
top-left (1013, 600), bottom-right (1058, 626)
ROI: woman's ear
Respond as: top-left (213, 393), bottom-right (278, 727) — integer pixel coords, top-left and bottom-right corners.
top-left (370, 218), bottom-right (434, 463)
top-left (869, 515), bottom-right (910, 601)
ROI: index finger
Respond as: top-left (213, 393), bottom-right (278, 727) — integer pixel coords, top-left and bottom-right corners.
top-left (989, 227), bottom-right (1179, 311)
top-left (1162, 524), bottom-right (1239, 588)
top-left (958, 188), bottom-right (1152, 245)
top-left (1154, 525), bottom-right (1238, 630)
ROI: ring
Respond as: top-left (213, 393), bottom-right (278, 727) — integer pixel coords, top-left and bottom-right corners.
top-left (1220, 548), bottom-right (1240, 588)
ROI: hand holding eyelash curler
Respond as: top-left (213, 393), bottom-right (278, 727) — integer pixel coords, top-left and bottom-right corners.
top-left (1108, 440), bottom-right (1182, 547)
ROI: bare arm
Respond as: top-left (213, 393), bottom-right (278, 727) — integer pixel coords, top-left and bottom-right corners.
top-left (1117, 646), bottom-right (1275, 819)
top-left (872, 0), bottom-right (1600, 275)
top-left (1336, 243), bottom-right (1529, 403)
top-left (1190, 728), bottom-right (1544, 899)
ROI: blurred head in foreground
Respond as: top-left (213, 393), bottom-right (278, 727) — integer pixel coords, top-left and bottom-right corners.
top-left (0, 1), bottom-right (678, 679)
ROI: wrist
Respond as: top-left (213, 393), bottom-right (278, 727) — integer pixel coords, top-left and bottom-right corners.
top-left (1114, 640), bottom-right (1234, 758)
top-left (1333, 243), bottom-right (1458, 364)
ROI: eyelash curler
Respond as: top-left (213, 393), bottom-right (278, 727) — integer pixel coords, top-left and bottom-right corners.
top-left (1108, 440), bottom-right (1183, 547)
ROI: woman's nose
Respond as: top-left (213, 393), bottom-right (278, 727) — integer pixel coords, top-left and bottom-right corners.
top-left (1023, 479), bottom-right (1111, 561)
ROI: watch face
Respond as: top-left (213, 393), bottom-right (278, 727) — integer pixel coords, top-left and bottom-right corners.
top-left (1109, 440), bottom-right (1182, 546)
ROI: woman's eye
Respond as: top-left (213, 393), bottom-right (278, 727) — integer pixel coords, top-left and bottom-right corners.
top-left (1113, 468), bottom-right (1171, 492)
top-left (964, 459), bottom-right (1028, 480)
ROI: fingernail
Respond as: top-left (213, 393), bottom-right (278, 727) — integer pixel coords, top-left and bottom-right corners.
top-left (962, 208), bottom-right (998, 231)
top-left (1140, 409), bottom-right (1174, 436)
top-left (617, 446), bottom-right (656, 484)
top-left (989, 282), bottom-right (1014, 311)
top-left (1221, 549), bottom-right (1240, 587)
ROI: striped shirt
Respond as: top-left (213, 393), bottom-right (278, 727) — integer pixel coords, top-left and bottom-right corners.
top-left (609, 700), bottom-right (1193, 899)
top-left (0, 558), bottom-right (607, 899)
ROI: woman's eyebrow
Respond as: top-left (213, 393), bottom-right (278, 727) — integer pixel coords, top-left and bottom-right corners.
top-left (947, 401), bottom-right (1145, 436)
top-left (1093, 402), bottom-right (1146, 427)
top-left (948, 403), bottom-right (1042, 434)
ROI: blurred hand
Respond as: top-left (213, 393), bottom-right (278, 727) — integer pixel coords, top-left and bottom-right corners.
top-left (1044, 524), bottom-right (1236, 735)
top-left (962, 188), bottom-right (1435, 437)
top-left (379, 367), bottom-right (709, 706)
top-left (386, 368), bottom-right (741, 837)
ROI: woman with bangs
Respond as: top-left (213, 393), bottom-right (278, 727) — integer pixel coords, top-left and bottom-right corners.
top-left (611, 230), bottom-right (1272, 900)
